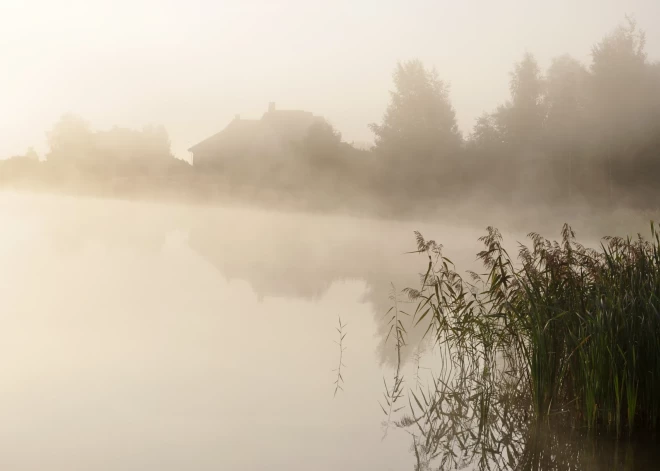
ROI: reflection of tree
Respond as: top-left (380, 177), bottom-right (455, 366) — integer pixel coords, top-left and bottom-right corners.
top-left (36, 196), bottom-right (483, 364)
top-left (38, 197), bottom-right (179, 256)
top-left (186, 214), bottom-right (431, 364)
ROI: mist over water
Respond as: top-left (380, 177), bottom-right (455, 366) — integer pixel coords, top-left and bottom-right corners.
top-left (2, 190), bottom-right (660, 469)
top-left (4, 2), bottom-right (660, 468)
top-left (0, 192), bottom-right (483, 470)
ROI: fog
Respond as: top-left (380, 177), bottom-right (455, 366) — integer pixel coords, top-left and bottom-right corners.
top-left (0, 192), bottom-right (489, 470)
top-left (2, 0), bottom-right (660, 159)
top-left (4, 1), bottom-right (660, 469)
top-left (0, 191), bottom-right (654, 469)
top-left (4, 10), bottom-right (660, 214)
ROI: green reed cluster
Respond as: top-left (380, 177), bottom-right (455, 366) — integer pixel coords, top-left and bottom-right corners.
top-left (407, 222), bottom-right (660, 437)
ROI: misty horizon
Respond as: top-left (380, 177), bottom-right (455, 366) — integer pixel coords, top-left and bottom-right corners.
top-left (4, 2), bottom-right (660, 469)
top-left (3, 1), bottom-right (660, 161)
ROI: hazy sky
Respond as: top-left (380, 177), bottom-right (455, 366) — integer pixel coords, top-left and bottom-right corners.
top-left (2, 0), bottom-right (659, 160)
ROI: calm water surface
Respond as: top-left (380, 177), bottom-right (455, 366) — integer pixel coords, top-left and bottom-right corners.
top-left (0, 192), bottom-right (658, 470)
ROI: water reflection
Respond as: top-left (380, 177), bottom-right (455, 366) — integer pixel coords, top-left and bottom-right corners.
top-left (1, 193), bottom-right (420, 470)
top-left (396, 357), bottom-right (660, 471)
top-left (4, 192), bottom-right (659, 470)
top-left (515, 425), bottom-right (658, 471)
top-left (34, 193), bottom-right (485, 364)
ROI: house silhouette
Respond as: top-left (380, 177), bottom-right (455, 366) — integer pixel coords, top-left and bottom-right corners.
top-left (188, 103), bottom-right (324, 170)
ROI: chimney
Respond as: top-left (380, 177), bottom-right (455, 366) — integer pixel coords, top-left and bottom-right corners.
top-left (268, 102), bottom-right (276, 113)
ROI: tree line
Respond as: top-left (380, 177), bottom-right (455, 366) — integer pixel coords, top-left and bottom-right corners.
top-left (2, 18), bottom-right (659, 213)
top-left (369, 17), bottom-right (660, 210)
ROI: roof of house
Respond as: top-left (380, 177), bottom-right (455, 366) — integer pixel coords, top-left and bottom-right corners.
top-left (188, 105), bottom-right (322, 154)
top-left (188, 119), bottom-right (261, 153)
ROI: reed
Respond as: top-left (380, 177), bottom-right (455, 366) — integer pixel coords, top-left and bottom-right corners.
top-left (333, 316), bottom-right (347, 397)
top-left (404, 222), bottom-right (660, 437)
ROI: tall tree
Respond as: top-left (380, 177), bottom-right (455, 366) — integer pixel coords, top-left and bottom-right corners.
top-left (370, 60), bottom-right (462, 163)
top-left (46, 115), bottom-right (178, 176)
top-left (545, 55), bottom-right (589, 131)
top-left (467, 113), bottom-right (502, 151)
top-left (589, 17), bottom-right (652, 203)
top-left (544, 55), bottom-right (590, 198)
top-left (46, 113), bottom-right (95, 165)
top-left (494, 53), bottom-right (546, 149)
top-left (302, 119), bottom-right (342, 160)
top-left (488, 53), bottom-right (547, 203)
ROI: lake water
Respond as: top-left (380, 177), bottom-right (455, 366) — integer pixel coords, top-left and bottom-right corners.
top-left (1, 191), bottom-right (658, 470)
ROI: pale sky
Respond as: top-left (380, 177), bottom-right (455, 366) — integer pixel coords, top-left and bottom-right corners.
top-left (2, 0), bottom-right (659, 161)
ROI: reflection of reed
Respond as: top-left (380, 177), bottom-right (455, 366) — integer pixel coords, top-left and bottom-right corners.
top-left (380, 284), bottom-right (408, 437)
top-left (386, 225), bottom-right (660, 470)
top-left (333, 316), bottom-right (347, 397)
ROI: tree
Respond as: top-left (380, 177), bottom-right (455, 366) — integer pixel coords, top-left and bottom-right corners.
top-left (590, 16), bottom-right (649, 139)
top-left (302, 119), bottom-right (342, 160)
top-left (370, 60), bottom-right (462, 165)
top-left (589, 17), bottom-right (653, 204)
top-left (45, 114), bottom-right (179, 178)
top-left (591, 17), bottom-right (646, 93)
top-left (545, 55), bottom-right (589, 130)
top-left (485, 53), bottom-right (547, 203)
top-left (494, 53), bottom-right (545, 149)
top-left (94, 125), bottom-right (175, 174)
top-left (543, 55), bottom-right (590, 199)
top-left (46, 113), bottom-right (95, 165)
top-left (467, 113), bottom-right (502, 151)
top-left (25, 147), bottom-right (39, 161)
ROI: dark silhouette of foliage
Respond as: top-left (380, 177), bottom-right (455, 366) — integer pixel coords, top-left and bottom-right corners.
top-left (369, 60), bottom-right (463, 197)
top-left (3, 17), bottom-right (660, 216)
top-left (303, 119), bottom-right (342, 159)
top-left (370, 60), bottom-right (462, 156)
